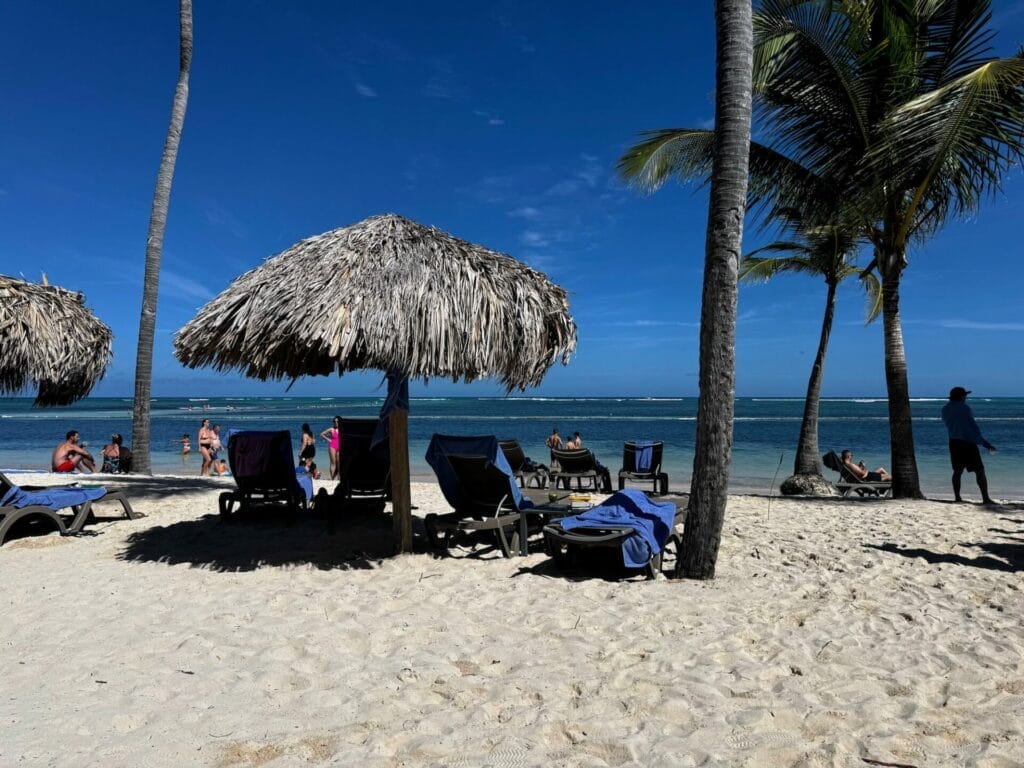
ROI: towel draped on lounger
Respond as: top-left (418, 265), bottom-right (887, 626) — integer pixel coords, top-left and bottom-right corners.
top-left (558, 488), bottom-right (676, 568)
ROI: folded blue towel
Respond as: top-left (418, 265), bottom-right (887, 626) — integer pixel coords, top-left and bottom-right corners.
top-left (1, 484), bottom-right (108, 511)
top-left (633, 440), bottom-right (655, 473)
top-left (559, 488), bottom-right (676, 568)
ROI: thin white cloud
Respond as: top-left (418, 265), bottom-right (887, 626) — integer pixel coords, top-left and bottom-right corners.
top-left (161, 269), bottom-right (215, 304)
top-left (354, 81), bottom-right (378, 98)
top-left (473, 109), bottom-right (504, 126)
top-left (608, 320), bottom-right (693, 328)
top-left (422, 59), bottom-right (462, 99)
top-left (508, 206), bottom-right (542, 220)
top-left (939, 318), bottom-right (1024, 332)
top-left (520, 230), bottom-right (549, 247)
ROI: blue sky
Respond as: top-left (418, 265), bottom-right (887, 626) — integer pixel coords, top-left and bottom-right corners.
top-left (2, 1), bottom-right (1023, 399)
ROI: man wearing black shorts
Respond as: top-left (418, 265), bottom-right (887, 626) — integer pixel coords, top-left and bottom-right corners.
top-left (941, 386), bottom-right (995, 504)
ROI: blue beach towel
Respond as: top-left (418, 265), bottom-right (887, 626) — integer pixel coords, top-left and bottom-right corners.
top-left (294, 468), bottom-right (314, 501)
top-left (559, 488), bottom-right (675, 568)
top-left (1, 484), bottom-right (107, 511)
top-left (633, 440), bottom-right (655, 473)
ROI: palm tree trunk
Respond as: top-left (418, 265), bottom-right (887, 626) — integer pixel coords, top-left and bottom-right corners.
top-left (130, 0), bottom-right (192, 474)
top-left (880, 265), bottom-right (924, 498)
top-left (792, 281), bottom-right (836, 475)
top-left (678, 0), bottom-right (752, 580)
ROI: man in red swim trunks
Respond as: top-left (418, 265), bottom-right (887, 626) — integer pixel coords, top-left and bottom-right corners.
top-left (51, 430), bottom-right (96, 473)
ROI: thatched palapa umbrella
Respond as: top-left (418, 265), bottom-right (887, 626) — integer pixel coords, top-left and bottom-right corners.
top-left (0, 274), bottom-right (113, 406)
top-left (174, 213), bottom-right (577, 550)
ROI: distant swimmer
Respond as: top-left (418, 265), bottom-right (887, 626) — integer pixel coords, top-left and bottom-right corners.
top-left (175, 434), bottom-right (192, 455)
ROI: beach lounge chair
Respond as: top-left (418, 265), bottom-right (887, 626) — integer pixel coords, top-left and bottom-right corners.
top-left (618, 440), bottom-right (669, 495)
top-left (0, 472), bottom-right (139, 545)
top-left (219, 431), bottom-right (312, 520)
top-left (549, 448), bottom-right (613, 493)
top-left (335, 418), bottom-right (392, 511)
top-left (498, 438), bottom-right (548, 489)
top-left (822, 450), bottom-right (892, 498)
top-left (424, 434), bottom-right (534, 558)
top-left (542, 489), bottom-right (683, 579)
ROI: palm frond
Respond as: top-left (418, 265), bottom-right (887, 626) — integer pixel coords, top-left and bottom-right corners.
top-left (616, 129), bottom-right (714, 193)
top-left (859, 270), bottom-right (883, 323)
top-left (753, 0), bottom-right (872, 179)
top-left (739, 253), bottom-right (820, 284)
top-left (875, 55), bottom-right (1024, 243)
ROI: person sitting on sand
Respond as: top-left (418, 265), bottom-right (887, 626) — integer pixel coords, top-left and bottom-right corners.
top-left (101, 434), bottom-right (123, 473)
top-left (51, 430), bottom-right (96, 473)
top-left (841, 449), bottom-right (891, 482)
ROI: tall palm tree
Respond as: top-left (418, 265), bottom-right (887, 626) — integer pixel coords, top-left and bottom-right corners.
top-left (620, 0), bottom-right (1024, 498)
top-left (668, 0), bottom-right (753, 580)
top-left (740, 214), bottom-right (881, 490)
top-left (131, 0), bottom-right (192, 474)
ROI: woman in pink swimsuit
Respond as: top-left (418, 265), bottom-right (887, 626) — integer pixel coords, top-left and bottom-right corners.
top-left (319, 416), bottom-right (342, 480)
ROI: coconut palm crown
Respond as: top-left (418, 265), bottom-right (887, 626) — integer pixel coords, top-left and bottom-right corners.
top-left (0, 275), bottom-right (112, 406)
top-left (173, 214), bottom-right (577, 390)
top-left (620, 0), bottom-right (1024, 498)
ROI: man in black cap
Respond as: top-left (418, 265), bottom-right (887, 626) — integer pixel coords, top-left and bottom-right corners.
top-left (941, 387), bottom-right (995, 504)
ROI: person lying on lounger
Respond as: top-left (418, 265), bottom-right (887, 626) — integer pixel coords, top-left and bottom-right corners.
top-left (841, 449), bottom-right (891, 483)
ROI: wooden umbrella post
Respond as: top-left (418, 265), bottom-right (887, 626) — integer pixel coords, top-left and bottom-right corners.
top-left (389, 406), bottom-right (412, 553)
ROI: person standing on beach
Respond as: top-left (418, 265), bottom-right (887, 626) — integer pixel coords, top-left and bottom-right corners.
top-left (545, 428), bottom-right (563, 469)
top-left (209, 424), bottom-right (228, 476)
top-left (298, 423), bottom-right (316, 469)
top-left (545, 428), bottom-right (563, 451)
top-left (320, 416), bottom-right (342, 480)
top-left (51, 430), bottom-right (96, 473)
top-left (942, 387), bottom-right (996, 504)
top-left (198, 418), bottom-right (215, 476)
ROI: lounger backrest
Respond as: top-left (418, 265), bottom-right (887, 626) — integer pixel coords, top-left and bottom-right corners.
top-left (425, 433), bottom-right (524, 511)
top-left (227, 431), bottom-right (297, 493)
top-left (445, 454), bottom-right (517, 517)
top-left (551, 448), bottom-right (596, 473)
top-left (339, 418), bottom-right (390, 493)
top-left (623, 441), bottom-right (663, 474)
top-left (822, 451), bottom-right (842, 473)
top-left (498, 439), bottom-right (526, 472)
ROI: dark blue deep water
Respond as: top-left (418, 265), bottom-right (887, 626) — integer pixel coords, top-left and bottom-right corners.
top-left (1, 396), bottom-right (1021, 498)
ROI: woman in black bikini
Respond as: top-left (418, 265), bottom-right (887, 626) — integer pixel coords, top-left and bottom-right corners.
top-left (198, 418), bottom-right (214, 476)
top-left (298, 423), bottom-right (316, 469)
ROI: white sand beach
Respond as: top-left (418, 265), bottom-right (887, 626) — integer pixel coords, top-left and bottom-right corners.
top-left (2, 475), bottom-right (1022, 767)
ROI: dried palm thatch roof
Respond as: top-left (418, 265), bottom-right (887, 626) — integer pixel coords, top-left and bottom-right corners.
top-left (174, 214), bottom-right (576, 389)
top-left (0, 275), bottom-right (113, 406)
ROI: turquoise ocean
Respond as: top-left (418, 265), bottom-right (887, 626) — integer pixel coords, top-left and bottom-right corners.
top-left (1, 396), bottom-right (1021, 499)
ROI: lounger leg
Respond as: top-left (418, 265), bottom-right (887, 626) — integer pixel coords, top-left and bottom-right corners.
top-left (66, 501), bottom-right (94, 534)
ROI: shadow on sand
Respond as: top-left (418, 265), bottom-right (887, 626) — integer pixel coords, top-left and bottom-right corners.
top-left (117, 503), bottom-right (431, 573)
top-left (865, 499), bottom-right (1024, 573)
